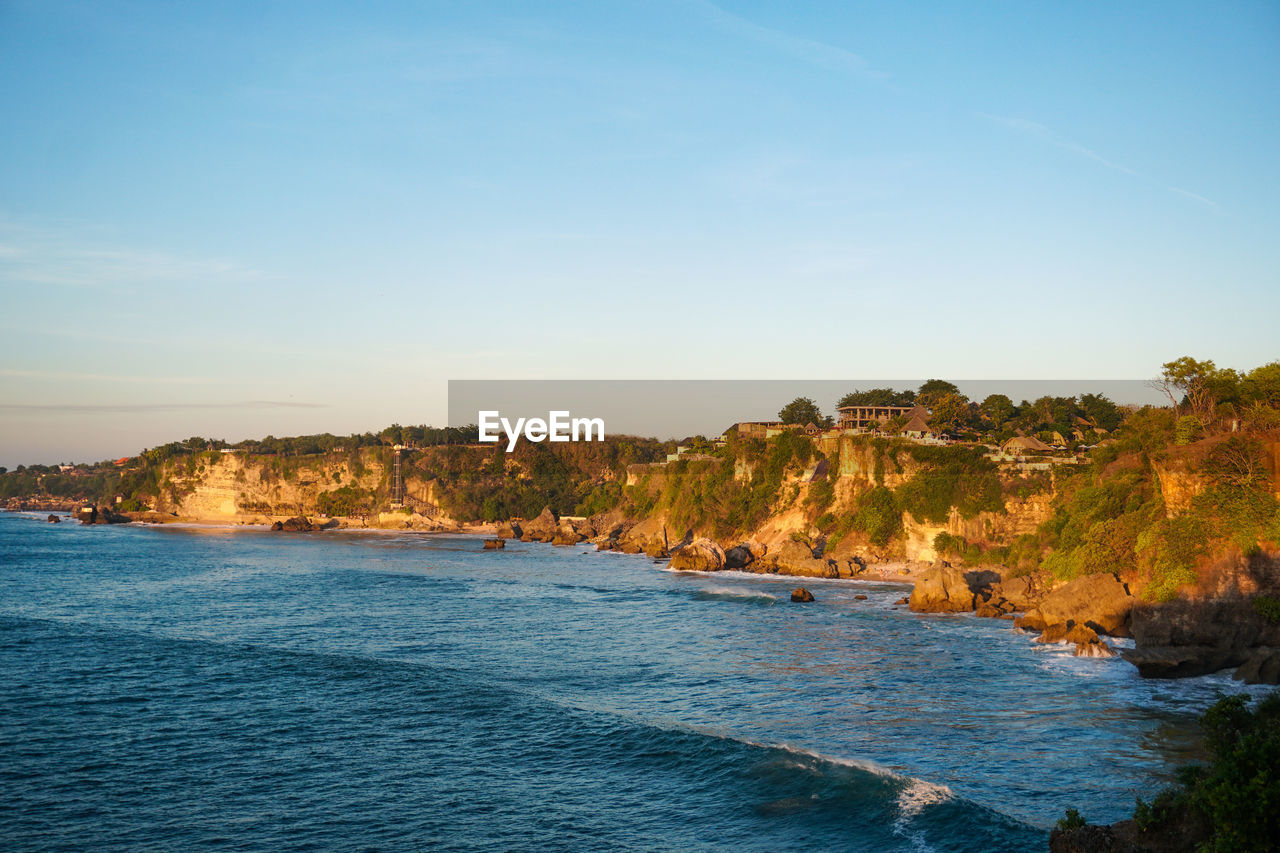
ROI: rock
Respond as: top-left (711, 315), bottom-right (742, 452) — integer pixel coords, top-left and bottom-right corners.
top-left (989, 574), bottom-right (1045, 611)
top-left (1036, 573), bottom-right (1135, 636)
top-left (270, 521), bottom-right (284, 531)
top-left (551, 524), bottom-right (584, 546)
top-left (1036, 623), bottom-right (1072, 644)
top-left (76, 506), bottom-right (97, 524)
top-left (1233, 647), bottom-right (1280, 684)
top-left (495, 520), bottom-right (523, 539)
top-left (791, 587), bottom-right (815, 603)
top-left (893, 597), bottom-right (909, 606)
top-left (1125, 598), bottom-right (1280, 679)
top-left (47, 514), bottom-right (60, 523)
top-left (854, 594), bottom-right (868, 601)
top-left (761, 540), bottom-right (831, 577)
top-left (277, 516), bottom-right (318, 532)
top-left (1065, 624), bottom-right (1100, 645)
top-left (908, 564), bottom-right (977, 613)
top-left (727, 540), bottom-right (752, 568)
top-left (521, 506), bottom-right (559, 542)
top-left (668, 538), bottom-right (726, 572)
top-left (483, 538), bottom-right (505, 550)
top-left (1075, 639), bottom-right (1117, 658)
top-left (975, 602), bottom-right (1003, 618)
top-left (1014, 612), bottom-right (1048, 632)
top-left (1121, 645), bottom-right (1242, 679)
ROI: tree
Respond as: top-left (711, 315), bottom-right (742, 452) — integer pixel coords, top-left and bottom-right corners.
top-left (1155, 357), bottom-right (1239, 421)
top-left (778, 397), bottom-right (829, 427)
top-left (1078, 393), bottom-right (1123, 431)
top-left (836, 387), bottom-right (915, 408)
top-left (930, 392), bottom-right (973, 431)
top-left (916, 379), bottom-right (962, 407)
top-left (979, 394), bottom-right (1015, 430)
top-left (1242, 362), bottom-right (1280, 407)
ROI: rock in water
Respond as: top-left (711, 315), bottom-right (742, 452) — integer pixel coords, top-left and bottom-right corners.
top-left (668, 538), bottom-right (726, 572)
top-left (1035, 573), bottom-right (1135, 636)
top-left (483, 538), bottom-right (505, 550)
top-left (908, 564), bottom-right (976, 613)
top-left (1233, 647), bottom-right (1280, 684)
top-left (854, 594), bottom-right (868, 601)
top-left (791, 587), bottom-right (815, 603)
top-left (521, 506), bottom-right (559, 542)
top-left (47, 514), bottom-right (60, 523)
top-left (1074, 639), bottom-right (1116, 658)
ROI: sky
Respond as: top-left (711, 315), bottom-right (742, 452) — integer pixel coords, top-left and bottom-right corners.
top-left (1, 0), bottom-right (1277, 466)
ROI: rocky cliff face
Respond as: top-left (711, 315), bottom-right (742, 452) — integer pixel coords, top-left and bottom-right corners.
top-left (150, 450), bottom-right (450, 527)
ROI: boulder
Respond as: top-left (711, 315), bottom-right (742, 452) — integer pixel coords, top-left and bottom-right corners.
top-left (521, 507), bottom-right (559, 542)
top-left (975, 602), bottom-right (1003, 618)
top-left (1075, 638), bottom-right (1117, 658)
top-left (989, 574), bottom-right (1045, 611)
top-left (760, 539), bottom-right (831, 576)
top-left (854, 594), bottom-right (868, 601)
top-left (47, 514), bottom-right (60, 523)
top-left (1036, 623), bottom-right (1072, 644)
top-left (724, 541), bottom-right (765, 570)
top-left (668, 538), bottom-right (726, 572)
top-left (278, 516), bottom-right (318, 532)
top-left (76, 506), bottom-right (97, 524)
top-left (1035, 573), bottom-right (1136, 636)
top-left (1233, 647), bottom-right (1280, 684)
top-left (551, 524), bottom-right (585, 546)
top-left (908, 564), bottom-right (976, 613)
top-left (495, 520), bottom-right (523, 539)
top-left (893, 597), bottom-right (909, 606)
top-left (791, 587), bottom-right (815, 603)
top-left (1014, 611), bottom-right (1048, 632)
top-left (483, 538), bottom-right (505, 550)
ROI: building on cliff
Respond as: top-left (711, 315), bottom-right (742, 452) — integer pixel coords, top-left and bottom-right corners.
top-left (836, 404), bottom-right (915, 431)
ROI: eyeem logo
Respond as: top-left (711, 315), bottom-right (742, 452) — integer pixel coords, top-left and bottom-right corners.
top-left (477, 411), bottom-right (606, 452)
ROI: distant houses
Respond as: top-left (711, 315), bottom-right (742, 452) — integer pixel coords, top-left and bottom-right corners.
top-left (1000, 435), bottom-right (1053, 454)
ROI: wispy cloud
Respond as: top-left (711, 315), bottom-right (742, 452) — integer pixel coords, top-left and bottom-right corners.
top-left (1168, 186), bottom-right (1220, 210)
top-left (0, 220), bottom-right (275, 291)
top-left (0, 401), bottom-right (327, 414)
top-left (0, 369), bottom-right (225, 385)
top-left (980, 114), bottom-right (1137, 176)
top-left (980, 113), bottom-right (1219, 210)
top-left (693, 0), bottom-right (886, 81)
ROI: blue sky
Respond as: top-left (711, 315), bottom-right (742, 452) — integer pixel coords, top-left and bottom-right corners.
top-left (1, 0), bottom-right (1277, 465)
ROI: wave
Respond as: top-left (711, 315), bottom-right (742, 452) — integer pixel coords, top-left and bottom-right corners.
top-left (4, 593), bottom-right (1049, 852)
top-left (692, 586), bottom-right (779, 605)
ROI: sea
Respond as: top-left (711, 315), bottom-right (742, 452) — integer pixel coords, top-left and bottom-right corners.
top-left (0, 511), bottom-right (1263, 852)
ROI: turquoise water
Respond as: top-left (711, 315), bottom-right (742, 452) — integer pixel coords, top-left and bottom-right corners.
top-left (0, 513), bottom-right (1254, 851)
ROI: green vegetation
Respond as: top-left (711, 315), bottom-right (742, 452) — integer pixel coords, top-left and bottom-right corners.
top-left (894, 446), bottom-right (1004, 523)
top-left (777, 396), bottom-right (831, 427)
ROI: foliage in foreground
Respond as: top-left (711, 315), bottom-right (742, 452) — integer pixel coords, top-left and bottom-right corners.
top-left (1060, 692), bottom-right (1280, 852)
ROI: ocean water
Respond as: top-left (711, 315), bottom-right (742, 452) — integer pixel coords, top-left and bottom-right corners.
top-left (0, 513), bottom-right (1259, 851)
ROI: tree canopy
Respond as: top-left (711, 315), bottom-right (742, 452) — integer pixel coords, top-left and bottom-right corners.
top-left (778, 397), bottom-right (830, 427)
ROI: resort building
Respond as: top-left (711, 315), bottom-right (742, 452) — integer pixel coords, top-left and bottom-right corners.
top-left (836, 404), bottom-right (916, 430)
